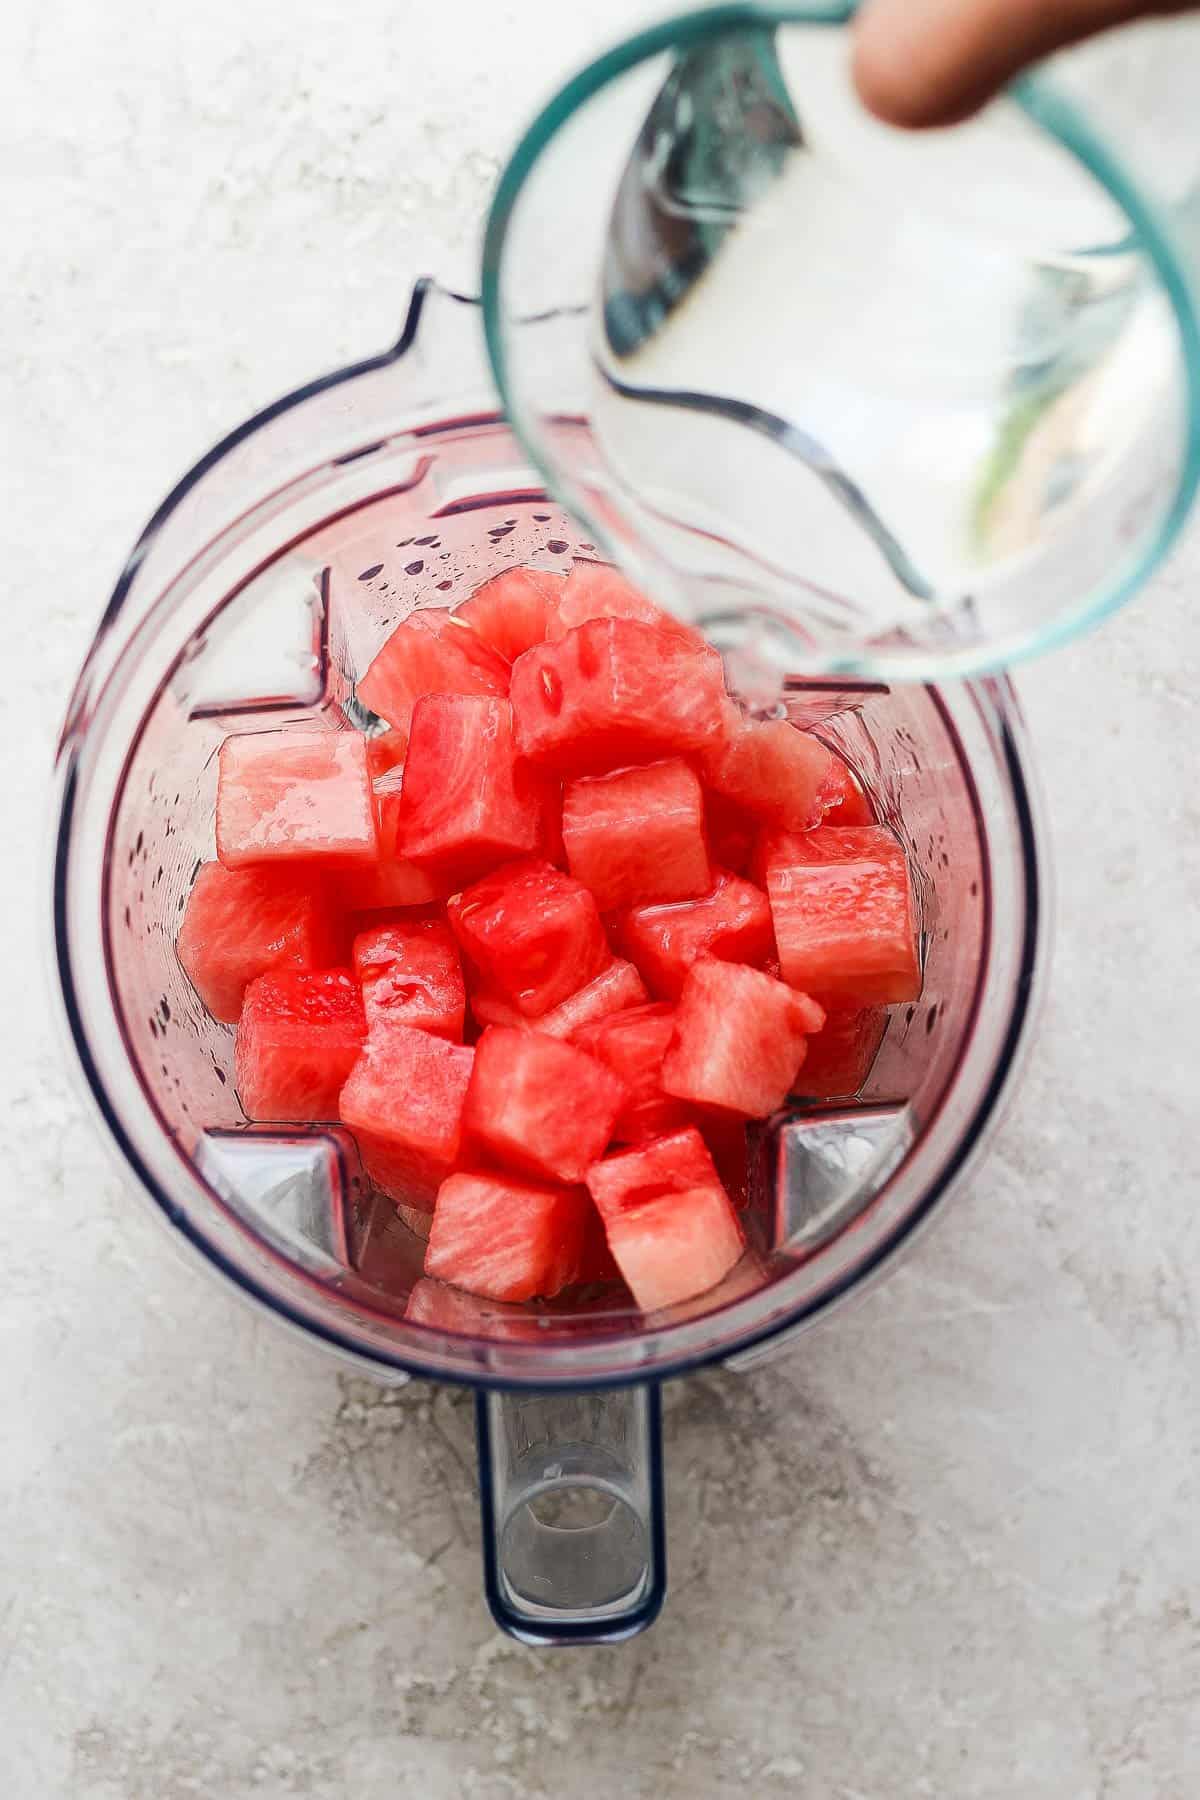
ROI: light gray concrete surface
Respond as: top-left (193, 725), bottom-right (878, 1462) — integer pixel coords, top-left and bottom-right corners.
top-left (4, 3), bottom-right (1199, 1795)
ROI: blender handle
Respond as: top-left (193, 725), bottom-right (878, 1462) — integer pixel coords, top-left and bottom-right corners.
top-left (474, 1382), bottom-right (667, 1645)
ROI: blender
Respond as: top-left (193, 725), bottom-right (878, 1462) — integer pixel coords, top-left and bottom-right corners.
top-left (52, 10), bottom-right (1199, 1644)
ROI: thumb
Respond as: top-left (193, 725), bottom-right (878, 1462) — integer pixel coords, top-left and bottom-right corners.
top-left (852, 0), bottom-right (1189, 129)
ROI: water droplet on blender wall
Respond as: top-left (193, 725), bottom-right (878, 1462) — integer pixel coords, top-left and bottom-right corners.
top-left (533, 513), bottom-right (551, 522)
top-left (579, 543), bottom-right (596, 553)
top-left (969, 880), bottom-right (979, 897)
top-left (488, 525), bottom-right (515, 540)
top-left (358, 564), bottom-right (384, 581)
top-left (436, 581), bottom-right (452, 593)
top-left (414, 535), bottom-right (438, 547)
top-left (404, 561), bottom-right (424, 576)
top-left (547, 539), bottom-right (568, 555)
top-left (212, 1063), bottom-right (226, 1085)
top-left (925, 1004), bottom-right (939, 1035)
top-left (397, 538), bottom-right (414, 548)
top-left (148, 1016), bottom-right (158, 1038)
top-left (124, 906), bottom-right (131, 928)
top-left (190, 859), bottom-right (202, 885)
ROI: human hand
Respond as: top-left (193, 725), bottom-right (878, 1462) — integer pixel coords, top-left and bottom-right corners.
top-left (852, 0), bottom-right (1198, 127)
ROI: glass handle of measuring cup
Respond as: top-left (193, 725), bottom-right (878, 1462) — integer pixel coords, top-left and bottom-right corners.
top-left (474, 1383), bottom-right (666, 1644)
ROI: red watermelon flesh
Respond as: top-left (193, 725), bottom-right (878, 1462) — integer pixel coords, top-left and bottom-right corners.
top-left (547, 559), bottom-right (702, 646)
top-left (216, 729), bottom-right (378, 868)
top-left (585, 1126), bottom-right (744, 1312)
top-left (395, 694), bottom-right (552, 885)
top-left (463, 1027), bottom-right (627, 1184)
top-left (704, 787), bottom-right (758, 875)
top-left (662, 957), bottom-right (826, 1118)
top-left (340, 1024), bottom-right (475, 1209)
top-left (509, 617), bottom-right (729, 775)
top-left (425, 1170), bottom-right (590, 1301)
top-left (177, 860), bottom-right (338, 1024)
top-left (794, 1001), bottom-right (888, 1099)
top-left (467, 957), bottom-right (646, 1042)
top-left (235, 969), bottom-right (366, 1121)
top-left (352, 918), bottom-right (465, 1041)
top-left (405, 1276), bottom-right (540, 1338)
top-left (447, 858), bottom-right (609, 1019)
top-left (574, 1002), bottom-right (692, 1144)
top-left (820, 752), bottom-right (875, 826)
top-left (456, 566), bottom-right (565, 661)
top-left (616, 868), bottom-right (775, 1001)
top-left (334, 762), bottom-right (447, 913)
top-left (701, 715), bottom-right (838, 832)
top-left (366, 728), bottom-right (409, 778)
top-left (356, 606), bottom-right (509, 733)
top-left (766, 825), bottom-right (920, 1005)
top-left (562, 758), bottom-right (710, 912)
top-left (575, 1200), bottom-right (624, 1286)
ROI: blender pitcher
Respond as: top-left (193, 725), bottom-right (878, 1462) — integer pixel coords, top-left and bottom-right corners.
top-left (53, 278), bottom-right (1046, 1643)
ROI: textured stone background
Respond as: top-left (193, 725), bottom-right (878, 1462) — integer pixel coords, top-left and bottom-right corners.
top-left (4, 2), bottom-right (1199, 1794)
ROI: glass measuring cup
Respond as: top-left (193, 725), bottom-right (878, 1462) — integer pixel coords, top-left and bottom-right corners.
top-left (482, 5), bottom-right (1200, 683)
top-left (52, 280), bottom-right (1045, 1642)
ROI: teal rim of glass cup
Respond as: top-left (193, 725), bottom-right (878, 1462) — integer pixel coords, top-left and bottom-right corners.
top-left (481, 1), bottom-right (1200, 679)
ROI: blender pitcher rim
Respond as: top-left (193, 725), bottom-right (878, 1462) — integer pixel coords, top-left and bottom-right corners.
top-left (479, 1), bottom-right (1200, 680)
top-left (51, 281), bottom-right (1046, 1390)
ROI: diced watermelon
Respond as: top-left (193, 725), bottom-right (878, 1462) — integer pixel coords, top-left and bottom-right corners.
top-left (661, 958), bottom-right (825, 1117)
top-left (334, 762), bottom-right (448, 913)
top-left (820, 752), bottom-right (875, 826)
top-left (794, 1002), bottom-right (888, 1099)
top-left (562, 758), bottom-right (710, 912)
top-left (616, 868), bottom-right (775, 1000)
top-left (509, 617), bottom-right (729, 775)
top-left (356, 606), bottom-right (509, 733)
top-left (531, 958), bottom-right (647, 1040)
top-left (447, 859), bottom-right (609, 1019)
top-left (463, 1027), bottom-right (627, 1183)
top-left (699, 1112), bottom-right (753, 1210)
top-left (352, 918), bottom-right (465, 1041)
top-left (425, 1170), bottom-right (590, 1300)
top-left (547, 559), bottom-right (701, 645)
top-left (585, 1127), bottom-right (744, 1312)
top-left (467, 958), bottom-right (646, 1042)
top-left (766, 826), bottom-right (920, 1004)
top-left (575, 1002), bottom-right (693, 1144)
top-left (366, 728), bottom-right (409, 778)
top-left (340, 1024), bottom-right (475, 1208)
top-left (456, 566), bottom-right (565, 661)
top-left (701, 715), bottom-right (838, 831)
top-left (235, 969), bottom-right (366, 1121)
top-left (394, 694), bottom-right (552, 885)
top-left (704, 788), bottom-right (758, 875)
top-left (177, 860), bottom-right (338, 1024)
top-left (404, 1276), bottom-right (538, 1338)
top-left (216, 729), bottom-right (378, 868)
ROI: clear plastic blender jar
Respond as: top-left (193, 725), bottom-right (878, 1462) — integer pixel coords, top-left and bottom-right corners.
top-left (52, 8), bottom-right (1200, 1642)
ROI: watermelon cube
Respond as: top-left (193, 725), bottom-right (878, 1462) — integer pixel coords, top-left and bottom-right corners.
top-left (334, 762), bottom-right (448, 913)
top-left (662, 958), bottom-right (825, 1117)
top-left (562, 758), bottom-right (710, 912)
top-left (456, 566), bottom-right (565, 661)
top-left (405, 1277), bottom-right (539, 1338)
top-left (463, 1027), bottom-right (627, 1183)
top-left (585, 1127), bottom-right (744, 1312)
top-left (356, 606), bottom-right (509, 733)
top-left (352, 918), bottom-right (465, 1041)
top-left (234, 969), bottom-right (366, 1121)
top-left (547, 559), bottom-right (701, 645)
top-left (701, 715), bottom-right (837, 832)
top-left (575, 1199), bottom-right (624, 1286)
top-left (447, 858), bottom-right (609, 1019)
top-left (575, 1002), bottom-right (693, 1144)
top-left (616, 868), bottom-right (775, 1000)
top-left (766, 826), bottom-right (920, 1004)
top-left (177, 861), bottom-right (337, 1024)
top-left (467, 958), bottom-right (647, 1041)
top-left (216, 729), bottom-right (378, 868)
top-left (820, 753), bottom-right (875, 826)
top-left (425, 1170), bottom-right (591, 1300)
top-left (794, 1002), bottom-right (888, 1099)
top-left (509, 617), bottom-right (729, 775)
top-left (394, 694), bottom-right (551, 885)
top-left (340, 1024), bottom-right (475, 1208)
top-left (366, 728), bottom-right (409, 778)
